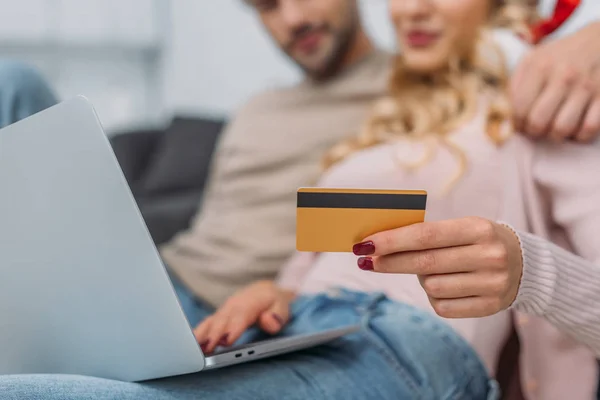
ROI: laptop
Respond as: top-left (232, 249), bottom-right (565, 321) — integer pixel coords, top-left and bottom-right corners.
top-left (0, 97), bottom-right (359, 382)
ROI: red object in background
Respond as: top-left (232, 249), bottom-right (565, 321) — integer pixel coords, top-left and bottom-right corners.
top-left (530, 0), bottom-right (581, 44)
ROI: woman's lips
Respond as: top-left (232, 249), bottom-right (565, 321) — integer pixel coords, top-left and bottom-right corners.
top-left (405, 31), bottom-right (440, 48)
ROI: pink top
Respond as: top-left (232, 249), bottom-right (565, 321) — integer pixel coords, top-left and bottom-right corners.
top-left (277, 108), bottom-right (600, 400)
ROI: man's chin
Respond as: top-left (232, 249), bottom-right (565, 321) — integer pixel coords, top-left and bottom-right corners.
top-left (290, 43), bottom-right (342, 80)
top-left (295, 56), bottom-right (342, 81)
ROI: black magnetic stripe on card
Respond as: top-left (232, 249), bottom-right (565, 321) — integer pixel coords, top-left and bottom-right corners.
top-left (297, 192), bottom-right (427, 210)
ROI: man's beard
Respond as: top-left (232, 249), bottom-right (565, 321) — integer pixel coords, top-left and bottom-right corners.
top-left (283, 19), bottom-right (359, 81)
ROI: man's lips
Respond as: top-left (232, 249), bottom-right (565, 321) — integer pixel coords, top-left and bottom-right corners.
top-left (405, 30), bottom-right (440, 48)
top-left (292, 31), bottom-right (324, 54)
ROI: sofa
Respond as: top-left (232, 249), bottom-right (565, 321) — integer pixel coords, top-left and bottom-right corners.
top-left (109, 116), bottom-right (225, 245)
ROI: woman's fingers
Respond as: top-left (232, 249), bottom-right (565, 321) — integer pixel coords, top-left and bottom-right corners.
top-left (369, 240), bottom-right (507, 275)
top-left (360, 217), bottom-right (497, 257)
top-left (224, 313), bottom-right (256, 347)
top-left (193, 317), bottom-right (214, 352)
top-left (203, 312), bottom-right (233, 354)
top-left (258, 297), bottom-right (291, 334)
top-left (193, 283), bottom-right (286, 353)
top-left (372, 247), bottom-right (469, 275)
top-left (428, 296), bottom-right (505, 319)
top-left (419, 271), bottom-right (509, 300)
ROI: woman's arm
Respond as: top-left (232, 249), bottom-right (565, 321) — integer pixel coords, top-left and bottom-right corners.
top-left (276, 251), bottom-right (318, 291)
top-left (509, 141), bottom-right (600, 357)
top-left (511, 230), bottom-right (600, 357)
top-left (351, 140), bottom-right (600, 355)
top-left (193, 252), bottom-right (315, 352)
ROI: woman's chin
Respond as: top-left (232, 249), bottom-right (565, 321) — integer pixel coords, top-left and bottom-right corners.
top-left (403, 55), bottom-right (450, 75)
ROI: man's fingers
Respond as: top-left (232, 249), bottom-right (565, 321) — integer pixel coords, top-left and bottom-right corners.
top-left (429, 296), bottom-right (504, 319)
top-left (550, 87), bottom-right (592, 141)
top-left (363, 217), bottom-right (496, 257)
top-left (577, 98), bottom-right (600, 142)
top-left (419, 272), bottom-right (508, 300)
top-left (511, 55), bottom-right (546, 132)
top-left (525, 79), bottom-right (569, 138)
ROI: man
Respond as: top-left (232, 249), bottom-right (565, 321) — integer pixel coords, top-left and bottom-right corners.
top-left (512, 9), bottom-right (600, 141)
top-left (160, 0), bottom-right (390, 317)
top-left (0, 61), bottom-right (57, 129)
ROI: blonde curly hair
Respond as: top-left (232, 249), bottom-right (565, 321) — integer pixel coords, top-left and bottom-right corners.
top-left (323, 0), bottom-right (539, 193)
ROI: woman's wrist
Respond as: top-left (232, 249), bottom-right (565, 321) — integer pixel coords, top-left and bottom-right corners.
top-left (507, 230), bottom-right (557, 316)
top-left (278, 287), bottom-right (298, 302)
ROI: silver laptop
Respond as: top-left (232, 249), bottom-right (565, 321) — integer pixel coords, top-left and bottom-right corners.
top-left (0, 97), bottom-right (359, 382)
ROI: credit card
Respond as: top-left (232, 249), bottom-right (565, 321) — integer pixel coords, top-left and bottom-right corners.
top-left (296, 188), bottom-right (427, 252)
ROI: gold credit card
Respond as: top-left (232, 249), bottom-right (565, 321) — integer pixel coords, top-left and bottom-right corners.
top-left (296, 188), bottom-right (427, 253)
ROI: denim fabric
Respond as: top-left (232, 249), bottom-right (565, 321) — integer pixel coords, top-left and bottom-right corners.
top-left (169, 272), bottom-right (215, 327)
top-left (0, 287), bottom-right (499, 400)
top-left (0, 61), bottom-right (57, 129)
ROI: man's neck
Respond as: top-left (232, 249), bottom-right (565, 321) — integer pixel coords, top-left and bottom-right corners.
top-left (340, 30), bottom-right (374, 71)
top-left (306, 31), bottom-right (375, 84)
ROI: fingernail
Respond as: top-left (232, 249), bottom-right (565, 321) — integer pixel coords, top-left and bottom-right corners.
top-left (272, 313), bottom-right (284, 326)
top-left (218, 334), bottom-right (229, 347)
top-left (358, 257), bottom-right (374, 271)
top-left (353, 241), bottom-right (375, 256)
top-left (200, 340), bottom-right (209, 352)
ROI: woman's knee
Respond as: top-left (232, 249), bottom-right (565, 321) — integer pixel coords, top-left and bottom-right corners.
top-left (367, 302), bottom-right (497, 399)
top-left (0, 374), bottom-right (150, 400)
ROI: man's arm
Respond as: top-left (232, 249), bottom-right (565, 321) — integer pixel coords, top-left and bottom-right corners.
top-left (511, 21), bottom-right (600, 142)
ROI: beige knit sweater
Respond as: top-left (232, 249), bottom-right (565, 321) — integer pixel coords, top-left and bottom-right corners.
top-left (161, 51), bottom-right (391, 307)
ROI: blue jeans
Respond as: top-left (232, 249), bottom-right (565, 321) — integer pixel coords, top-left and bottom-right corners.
top-left (169, 273), bottom-right (215, 327)
top-left (0, 61), bottom-right (57, 129)
top-left (0, 280), bottom-right (500, 400)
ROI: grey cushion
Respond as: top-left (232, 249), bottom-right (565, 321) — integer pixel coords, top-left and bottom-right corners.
top-left (138, 190), bottom-right (204, 245)
top-left (109, 129), bottom-right (162, 189)
top-left (140, 117), bottom-right (223, 195)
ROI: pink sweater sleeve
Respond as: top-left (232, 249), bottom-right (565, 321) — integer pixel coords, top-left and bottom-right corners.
top-left (276, 252), bottom-right (318, 291)
top-left (511, 142), bottom-right (600, 357)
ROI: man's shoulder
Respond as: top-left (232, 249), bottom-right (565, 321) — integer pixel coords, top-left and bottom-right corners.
top-left (231, 84), bottom-right (311, 120)
top-left (234, 49), bottom-right (393, 116)
top-left (240, 87), bottom-right (297, 109)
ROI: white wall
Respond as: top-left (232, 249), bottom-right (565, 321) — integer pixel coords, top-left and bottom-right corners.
top-left (161, 0), bottom-right (600, 118)
top-left (161, 0), bottom-right (395, 118)
top-left (1, 0), bottom-right (599, 129)
top-left (0, 0), bottom-right (166, 132)
top-left (540, 0), bottom-right (600, 37)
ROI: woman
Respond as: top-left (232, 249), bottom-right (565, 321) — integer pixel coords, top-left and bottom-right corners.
top-left (2, 0), bottom-right (598, 399)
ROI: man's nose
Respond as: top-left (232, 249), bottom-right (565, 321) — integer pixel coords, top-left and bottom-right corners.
top-left (280, 0), bottom-right (309, 29)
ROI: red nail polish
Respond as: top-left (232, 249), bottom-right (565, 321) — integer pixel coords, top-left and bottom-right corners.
top-left (358, 257), bottom-right (374, 271)
top-left (200, 340), bottom-right (209, 352)
top-left (218, 334), bottom-right (229, 347)
top-left (353, 241), bottom-right (375, 256)
top-left (272, 313), bottom-right (284, 326)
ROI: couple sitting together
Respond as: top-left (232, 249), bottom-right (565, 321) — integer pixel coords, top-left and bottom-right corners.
top-left (2, 0), bottom-right (600, 399)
